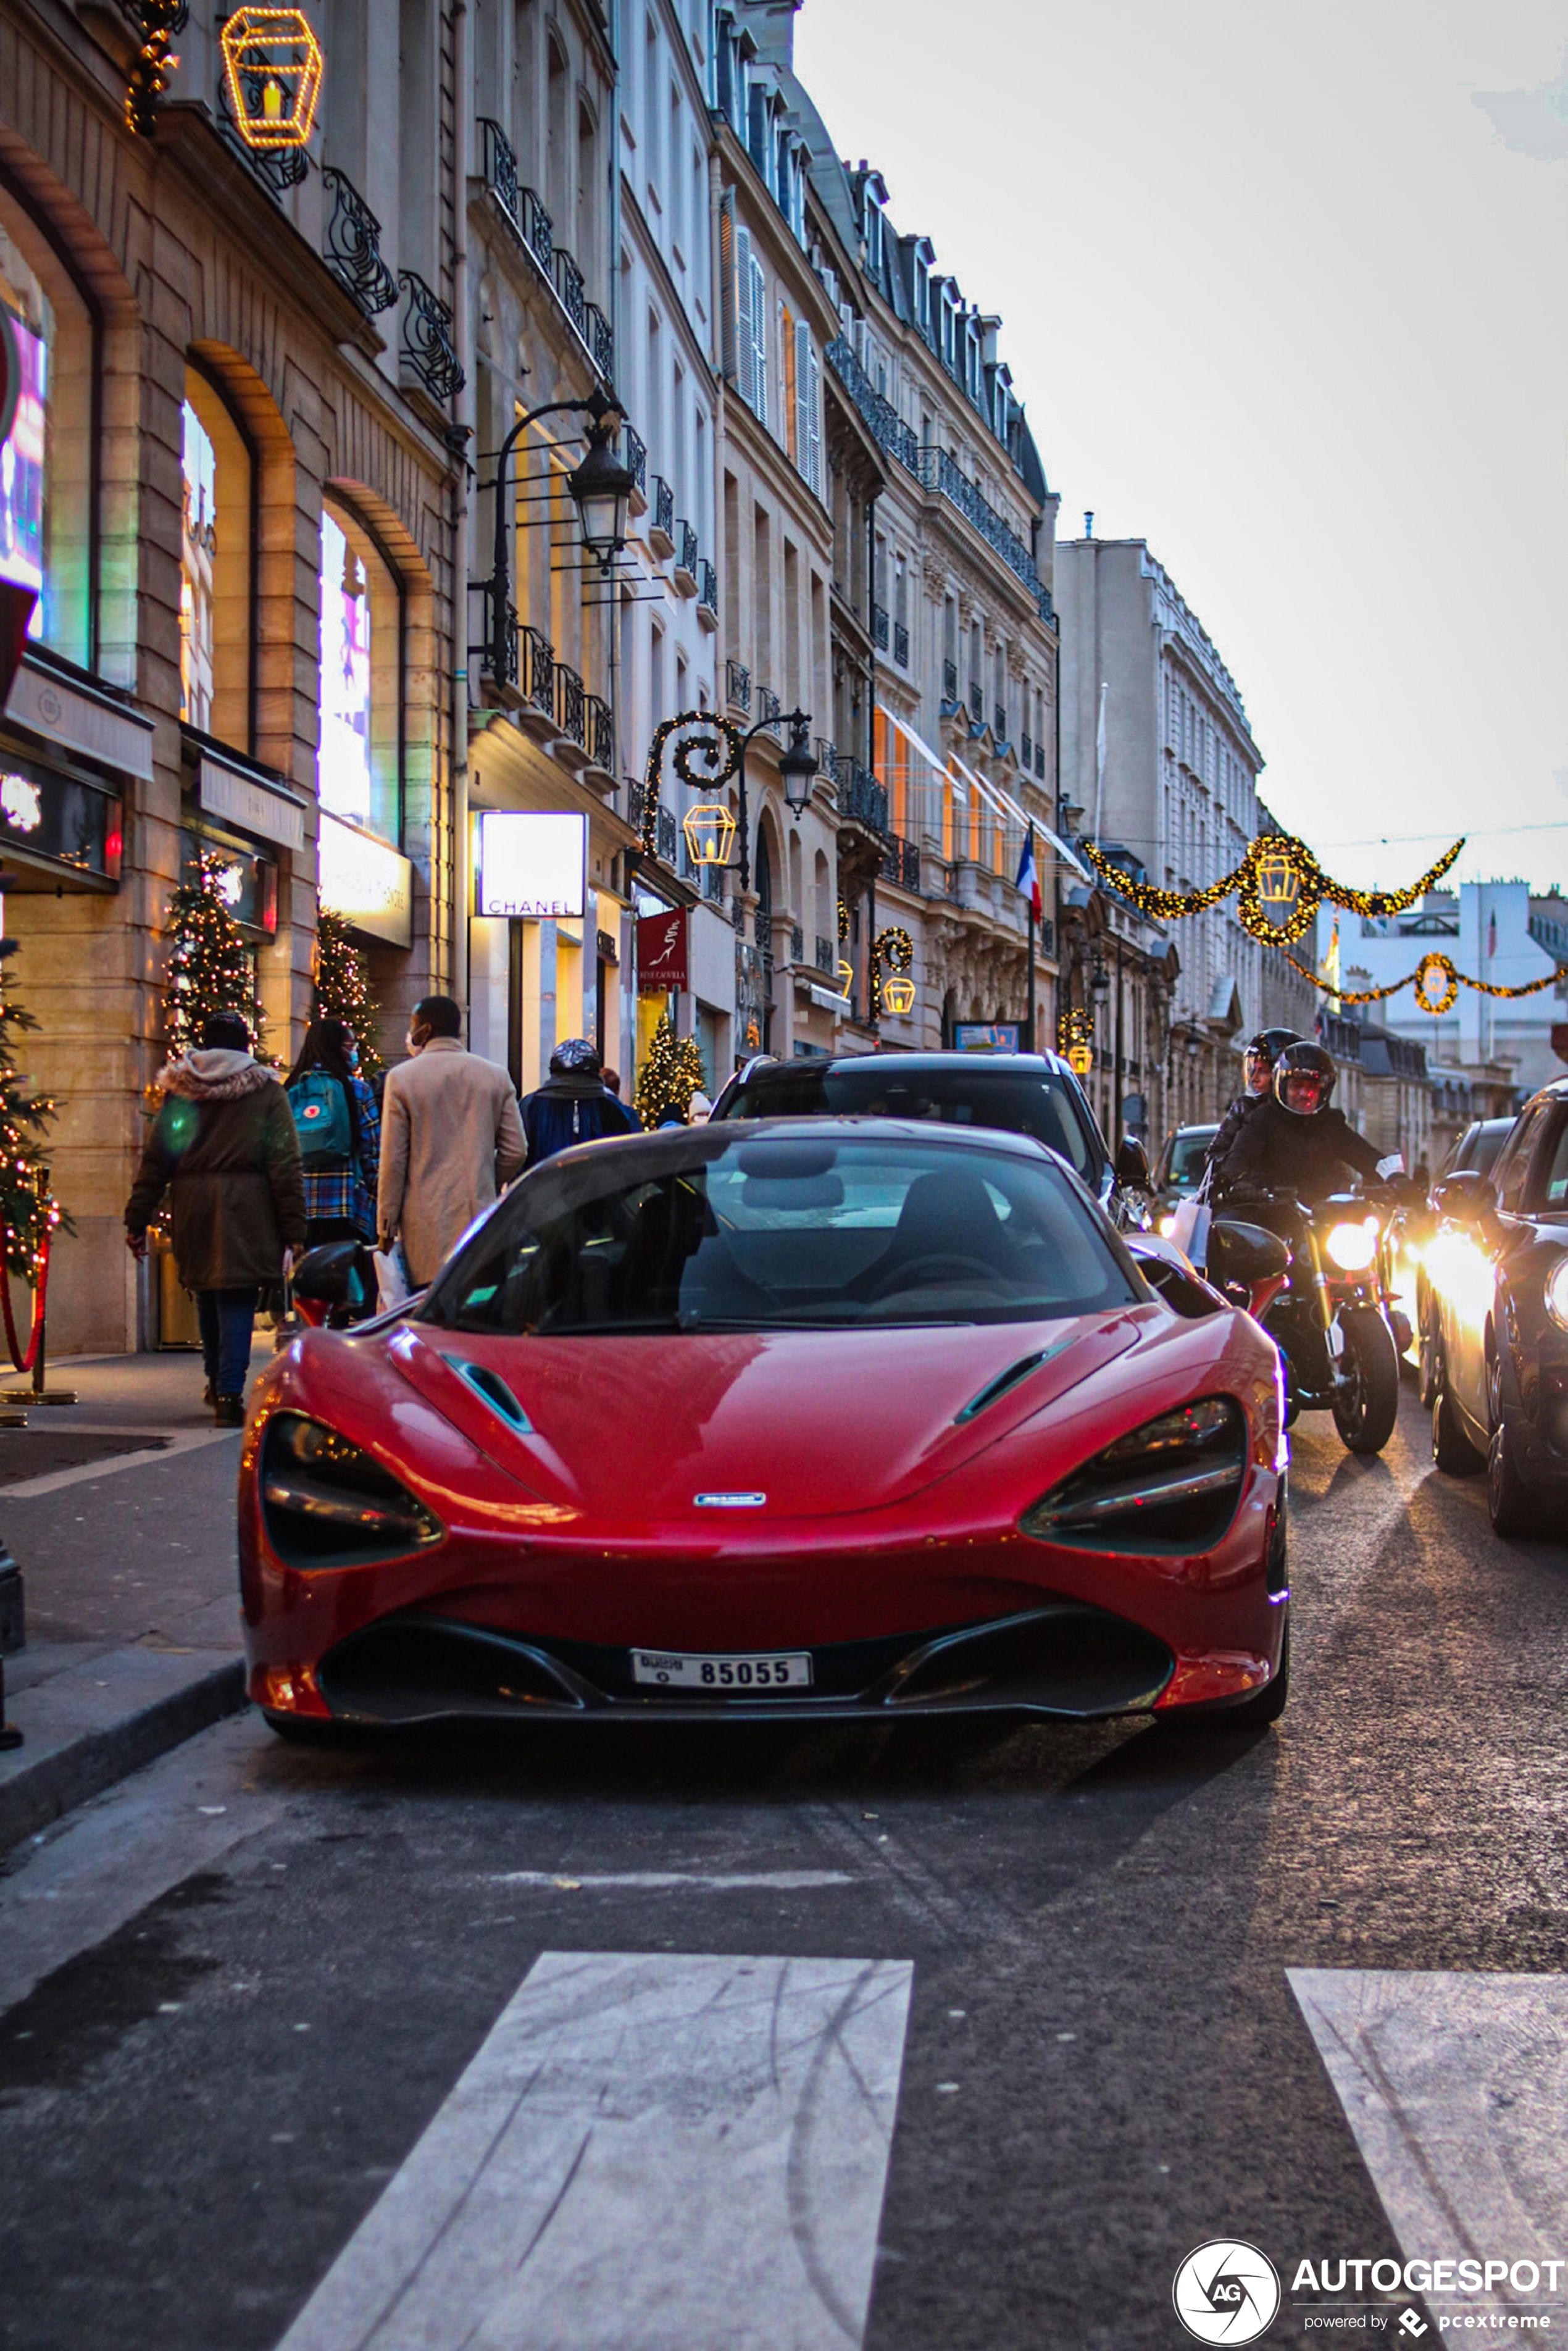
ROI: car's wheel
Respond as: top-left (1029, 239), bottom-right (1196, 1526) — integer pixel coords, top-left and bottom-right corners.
top-left (1331, 1309), bottom-right (1399, 1455)
top-left (1417, 1308), bottom-right (1443, 1410)
top-left (1432, 1384), bottom-right (1485, 1475)
top-left (1487, 1347), bottom-right (1542, 1537)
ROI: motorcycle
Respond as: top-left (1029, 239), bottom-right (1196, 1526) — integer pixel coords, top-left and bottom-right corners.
top-left (1207, 1189), bottom-right (1409, 1456)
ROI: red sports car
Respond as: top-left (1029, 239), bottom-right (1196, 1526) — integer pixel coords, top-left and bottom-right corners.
top-left (240, 1121), bottom-right (1290, 1736)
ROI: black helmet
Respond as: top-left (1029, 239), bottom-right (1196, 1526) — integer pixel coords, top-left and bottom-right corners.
top-left (1243, 1027), bottom-right (1301, 1089)
top-left (549, 1037), bottom-right (602, 1078)
top-left (1273, 1041), bottom-right (1336, 1118)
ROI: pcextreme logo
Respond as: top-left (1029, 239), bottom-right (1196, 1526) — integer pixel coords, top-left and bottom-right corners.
top-left (1174, 2240), bottom-right (1283, 2344)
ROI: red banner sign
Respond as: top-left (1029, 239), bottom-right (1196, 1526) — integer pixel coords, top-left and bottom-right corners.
top-left (638, 907), bottom-right (688, 994)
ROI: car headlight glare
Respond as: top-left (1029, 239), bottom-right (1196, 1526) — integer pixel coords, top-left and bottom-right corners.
top-left (1546, 1259), bottom-right (1568, 1334)
top-left (260, 1413), bottom-right (444, 1568)
top-left (1020, 1396), bottom-right (1247, 1554)
top-left (1325, 1219), bottom-right (1379, 1272)
top-left (1157, 1214), bottom-right (1177, 1238)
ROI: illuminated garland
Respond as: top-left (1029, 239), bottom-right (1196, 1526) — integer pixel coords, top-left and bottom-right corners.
top-left (1081, 832), bottom-right (1465, 950)
top-left (314, 910), bottom-right (384, 1074)
top-left (641, 712), bottom-right (743, 860)
top-left (0, 942), bottom-right (66, 1284)
top-left (122, 0), bottom-right (186, 137)
top-left (161, 852), bottom-right (271, 1062)
top-left (1280, 945), bottom-right (1568, 1017)
top-left (837, 897), bottom-right (851, 943)
top-left (870, 925), bottom-right (913, 1020)
top-left (1058, 1006), bottom-right (1095, 1075)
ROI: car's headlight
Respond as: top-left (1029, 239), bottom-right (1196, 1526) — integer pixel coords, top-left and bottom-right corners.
top-left (1157, 1213), bottom-right (1177, 1238)
top-left (260, 1413), bottom-right (444, 1569)
top-left (1325, 1218), bottom-right (1380, 1272)
top-left (1546, 1259), bottom-right (1568, 1334)
top-left (1020, 1397), bottom-right (1247, 1553)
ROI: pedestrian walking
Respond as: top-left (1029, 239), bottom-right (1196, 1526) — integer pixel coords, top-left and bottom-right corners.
top-left (377, 996), bottom-right (527, 1288)
top-left (286, 1018), bottom-right (381, 1248)
top-left (125, 1010), bottom-right (307, 1426)
top-left (520, 1038), bottom-right (639, 1166)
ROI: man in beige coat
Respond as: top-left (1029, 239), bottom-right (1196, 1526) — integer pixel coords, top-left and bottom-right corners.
top-left (377, 996), bottom-right (527, 1287)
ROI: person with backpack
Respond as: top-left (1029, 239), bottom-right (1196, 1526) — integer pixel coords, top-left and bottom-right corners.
top-left (520, 1037), bottom-right (639, 1165)
top-left (286, 1019), bottom-right (382, 1248)
top-left (125, 1011), bottom-right (307, 1425)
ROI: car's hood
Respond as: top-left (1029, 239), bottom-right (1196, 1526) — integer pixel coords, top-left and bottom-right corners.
top-left (384, 1312), bottom-right (1150, 1528)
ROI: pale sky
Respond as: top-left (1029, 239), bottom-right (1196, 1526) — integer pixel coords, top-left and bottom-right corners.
top-left (794, 0), bottom-right (1568, 895)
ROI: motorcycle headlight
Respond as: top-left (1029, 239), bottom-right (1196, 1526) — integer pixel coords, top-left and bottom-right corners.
top-left (1325, 1218), bottom-right (1380, 1272)
top-left (1546, 1258), bottom-right (1568, 1334)
top-left (260, 1413), bottom-right (444, 1569)
top-left (1020, 1396), bottom-right (1247, 1554)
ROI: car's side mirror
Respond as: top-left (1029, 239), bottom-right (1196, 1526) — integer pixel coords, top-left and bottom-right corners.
top-left (1433, 1171), bottom-right (1490, 1222)
top-left (291, 1238), bottom-right (375, 1329)
top-left (1115, 1136), bottom-right (1152, 1191)
top-left (1207, 1219), bottom-right (1291, 1288)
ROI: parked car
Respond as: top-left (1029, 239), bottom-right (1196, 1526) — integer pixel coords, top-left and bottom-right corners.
top-left (1425, 1078), bottom-right (1568, 1534)
top-left (710, 1053), bottom-right (1153, 1229)
top-left (251, 1119), bottom-right (1290, 1737)
top-left (1412, 1116), bottom-right (1519, 1396)
top-left (1152, 1123), bottom-right (1220, 1235)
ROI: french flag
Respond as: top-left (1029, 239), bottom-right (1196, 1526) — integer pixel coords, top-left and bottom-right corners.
top-left (1015, 827), bottom-right (1043, 920)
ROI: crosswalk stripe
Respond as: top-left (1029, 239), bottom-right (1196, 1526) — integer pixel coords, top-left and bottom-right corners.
top-left (276, 1950), bottom-right (914, 2351)
top-left (1289, 1968), bottom-right (1568, 2323)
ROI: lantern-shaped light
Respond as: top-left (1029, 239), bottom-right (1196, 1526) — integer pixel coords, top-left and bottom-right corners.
top-left (1255, 844), bottom-right (1300, 908)
top-left (1069, 1043), bottom-right (1093, 1077)
top-left (682, 802), bottom-right (736, 867)
top-left (220, 10), bottom-right (325, 151)
top-left (835, 959), bottom-right (854, 997)
top-left (882, 975), bottom-right (916, 1017)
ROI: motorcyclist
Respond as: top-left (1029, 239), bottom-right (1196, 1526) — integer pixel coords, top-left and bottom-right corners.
top-left (1212, 1041), bottom-right (1403, 1208)
top-left (1204, 1028), bottom-right (1301, 1185)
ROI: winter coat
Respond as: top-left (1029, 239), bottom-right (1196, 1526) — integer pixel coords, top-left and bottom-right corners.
top-left (1203, 1092), bottom-right (1264, 1190)
top-left (126, 1050), bottom-right (307, 1290)
top-left (1214, 1096), bottom-right (1388, 1207)
top-left (377, 1038), bottom-right (528, 1287)
top-left (520, 1074), bottom-right (639, 1166)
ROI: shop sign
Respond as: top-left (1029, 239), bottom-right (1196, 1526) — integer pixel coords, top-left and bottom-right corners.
top-left (638, 907), bottom-right (688, 993)
top-left (318, 810), bottom-right (413, 947)
top-left (955, 1022), bottom-right (1019, 1052)
top-left (477, 811), bottom-right (586, 919)
top-left (0, 746), bottom-right (122, 883)
top-left (198, 753), bottom-right (307, 853)
top-left (4, 656), bottom-right (155, 782)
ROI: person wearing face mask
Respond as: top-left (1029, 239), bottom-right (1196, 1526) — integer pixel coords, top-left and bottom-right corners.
top-left (376, 996), bottom-right (527, 1290)
top-left (1204, 1029), bottom-right (1300, 1196)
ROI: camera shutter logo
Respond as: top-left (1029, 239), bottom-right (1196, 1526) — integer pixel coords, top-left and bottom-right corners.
top-left (1172, 2240), bottom-right (1281, 2344)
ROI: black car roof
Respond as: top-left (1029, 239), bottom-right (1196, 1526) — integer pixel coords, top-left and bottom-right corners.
top-left (732, 1050), bottom-right (1081, 1082)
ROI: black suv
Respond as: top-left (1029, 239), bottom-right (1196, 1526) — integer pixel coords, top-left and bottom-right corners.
top-left (711, 1051), bottom-right (1153, 1229)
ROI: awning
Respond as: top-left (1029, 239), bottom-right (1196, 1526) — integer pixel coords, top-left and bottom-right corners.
top-left (874, 704), bottom-right (1091, 880)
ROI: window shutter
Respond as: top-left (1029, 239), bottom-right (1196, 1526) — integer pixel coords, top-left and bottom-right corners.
top-left (749, 253), bottom-right (768, 427)
top-left (792, 317), bottom-right (807, 471)
top-left (735, 223), bottom-right (754, 406)
top-left (720, 192), bottom-right (738, 383)
top-left (782, 307), bottom-right (798, 460)
top-left (803, 332), bottom-right (822, 497)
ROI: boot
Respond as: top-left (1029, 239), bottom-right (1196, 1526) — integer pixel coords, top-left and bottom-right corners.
top-left (203, 1379), bottom-right (216, 1408)
top-left (214, 1394), bottom-right (246, 1429)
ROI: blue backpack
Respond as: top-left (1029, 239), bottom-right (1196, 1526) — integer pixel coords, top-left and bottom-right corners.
top-left (287, 1071), bottom-right (353, 1163)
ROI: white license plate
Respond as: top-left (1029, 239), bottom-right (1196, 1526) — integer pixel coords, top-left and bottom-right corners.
top-left (631, 1649), bottom-right (814, 1692)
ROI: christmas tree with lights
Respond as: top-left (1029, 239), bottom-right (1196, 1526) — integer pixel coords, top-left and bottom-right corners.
top-left (633, 1013), bottom-right (707, 1130)
top-left (161, 853), bottom-right (269, 1061)
top-left (0, 940), bottom-right (65, 1284)
top-left (314, 910), bottom-right (383, 1075)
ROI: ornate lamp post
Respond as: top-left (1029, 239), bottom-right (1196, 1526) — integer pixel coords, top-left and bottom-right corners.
top-left (481, 383), bottom-right (632, 685)
top-left (641, 708), bottom-right (815, 893)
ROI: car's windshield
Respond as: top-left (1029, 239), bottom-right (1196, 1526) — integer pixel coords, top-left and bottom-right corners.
top-left (1472, 1124), bottom-right (1512, 1180)
top-left (1166, 1128), bottom-right (1218, 1187)
top-left (719, 1066), bottom-right (1099, 1179)
top-left (423, 1132), bottom-right (1140, 1335)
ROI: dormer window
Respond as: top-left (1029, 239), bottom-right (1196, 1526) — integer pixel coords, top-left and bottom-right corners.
top-left (963, 317), bottom-right (982, 402)
top-left (939, 282), bottom-right (959, 372)
top-left (863, 190), bottom-right (883, 276)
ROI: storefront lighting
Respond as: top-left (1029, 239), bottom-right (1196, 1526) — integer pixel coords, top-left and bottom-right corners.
top-left (681, 803), bottom-right (736, 868)
top-left (220, 9), bottom-right (325, 151)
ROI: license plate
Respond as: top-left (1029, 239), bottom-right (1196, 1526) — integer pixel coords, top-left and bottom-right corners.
top-left (631, 1649), bottom-right (814, 1692)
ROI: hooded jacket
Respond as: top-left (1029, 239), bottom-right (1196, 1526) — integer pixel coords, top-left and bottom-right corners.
top-left (520, 1072), bottom-right (639, 1166)
top-left (126, 1049), bottom-right (307, 1290)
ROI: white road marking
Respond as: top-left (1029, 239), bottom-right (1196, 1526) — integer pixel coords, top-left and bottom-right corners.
top-left (1290, 1968), bottom-right (1568, 2321)
top-left (487, 1869), bottom-right (854, 1890)
top-left (276, 1950), bottom-right (913, 2351)
top-left (1, 1427), bottom-right (232, 1498)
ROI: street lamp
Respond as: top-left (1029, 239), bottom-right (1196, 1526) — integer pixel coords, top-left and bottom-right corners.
top-left (482, 383), bottom-right (628, 686)
top-left (641, 706), bottom-right (815, 896)
top-left (779, 714), bottom-right (817, 816)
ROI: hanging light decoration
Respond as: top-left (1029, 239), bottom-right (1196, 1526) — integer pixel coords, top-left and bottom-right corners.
top-left (220, 8), bottom-right (325, 151)
top-left (1059, 1006), bottom-right (1095, 1077)
top-left (882, 976), bottom-right (916, 1017)
top-left (681, 803), bottom-right (736, 868)
top-left (1080, 830), bottom-right (1464, 951)
top-left (1278, 943), bottom-right (1566, 1017)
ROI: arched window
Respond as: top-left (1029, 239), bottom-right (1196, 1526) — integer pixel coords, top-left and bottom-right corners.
top-left (317, 497), bottom-right (402, 843)
top-left (181, 365), bottom-right (252, 748)
top-left (0, 186), bottom-right (93, 670)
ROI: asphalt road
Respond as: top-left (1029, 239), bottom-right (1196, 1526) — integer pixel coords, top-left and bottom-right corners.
top-left (1, 1378), bottom-right (1565, 2350)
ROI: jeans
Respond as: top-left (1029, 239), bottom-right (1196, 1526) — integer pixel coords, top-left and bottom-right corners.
top-left (196, 1287), bottom-right (259, 1398)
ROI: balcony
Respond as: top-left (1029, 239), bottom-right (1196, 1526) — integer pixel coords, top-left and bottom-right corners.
top-left (1035, 743), bottom-right (1046, 780)
top-left (839, 761), bottom-right (888, 835)
top-left (1022, 731), bottom-right (1033, 767)
top-left (879, 835), bottom-right (921, 893)
top-left (697, 558), bottom-right (718, 617)
top-left (893, 620), bottom-right (909, 669)
top-left (554, 661), bottom-right (585, 748)
top-left (657, 807), bottom-right (678, 866)
top-left (815, 737), bottom-right (839, 781)
top-left (790, 922), bottom-right (805, 964)
top-left (675, 521), bottom-right (699, 593)
top-left (871, 603), bottom-right (890, 651)
top-left (624, 425), bottom-right (648, 505)
top-left (756, 687), bottom-right (781, 731)
top-left (480, 586), bottom-right (519, 688)
top-left (321, 169), bottom-right (398, 316)
top-left (726, 659), bottom-right (751, 714)
top-left (968, 680), bottom-right (983, 724)
top-left (586, 693), bottom-right (613, 770)
top-left (824, 338), bottom-right (920, 473)
top-left (477, 119), bottom-right (613, 380)
top-left (519, 625), bottom-right (554, 719)
top-left (398, 272), bottom-right (464, 405)
top-left (994, 705), bottom-right (1007, 743)
top-left (650, 476), bottom-right (675, 554)
top-left (815, 933), bottom-right (837, 973)
top-left (943, 659), bottom-right (959, 706)
top-left (917, 447), bottom-right (1054, 624)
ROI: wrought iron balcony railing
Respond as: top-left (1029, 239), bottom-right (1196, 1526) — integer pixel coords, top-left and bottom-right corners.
top-left (555, 248), bottom-right (586, 336)
top-left (943, 659), bottom-right (959, 704)
top-left (815, 933), bottom-right (836, 973)
top-left (969, 680), bottom-right (984, 723)
top-left (815, 737), bottom-right (839, 781)
top-left (678, 521), bottom-right (699, 578)
top-left (478, 120), bottom-right (611, 377)
top-left (790, 922), bottom-right (805, 964)
top-left (321, 169), bottom-right (398, 315)
top-left (726, 659), bottom-right (751, 712)
top-left (398, 271), bottom-right (464, 402)
top-left (519, 625), bottom-right (554, 717)
top-left (1035, 743), bottom-right (1046, 779)
top-left (586, 303), bottom-right (614, 378)
top-left (893, 620), bottom-right (909, 669)
top-left (824, 338), bottom-right (920, 474)
top-left (872, 603), bottom-right (890, 651)
top-left (697, 559), bottom-right (718, 613)
top-left (879, 836), bottom-right (921, 893)
top-left (481, 587), bottom-right (519, 686)
top-left (623, 425), bottom-right (647, 493)
top-left (995, 706), bottom-right (1007, 743)
top-left (1022, 731), bottom-right (1033, 768)
top-left (651, 476), bottom-right (675, 541)
top-left (840, 761), bottom-right (888, 834)
top-left (703, 861), bottom-right (725, 903)
top-left (917, 446), bottom-right (1054, 623)
top-left (656, 806), bottom-right (678, 865)
top-left (586, 693), bottom-right (613, 769)
top-left (554, 661), bottom-right (585, 748)
top-left (757, 687), bottom-right (781, 729)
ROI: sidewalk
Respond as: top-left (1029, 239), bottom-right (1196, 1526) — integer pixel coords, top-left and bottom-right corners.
top-left (0, 1346), bottom-right (260, 1853)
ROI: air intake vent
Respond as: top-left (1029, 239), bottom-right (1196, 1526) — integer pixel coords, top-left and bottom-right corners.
top-left (443, 1355), bottom-right (532, 1432)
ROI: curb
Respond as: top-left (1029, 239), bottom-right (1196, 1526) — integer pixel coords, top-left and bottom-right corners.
top-left (0, 1657), bottom-right (248, 1858)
